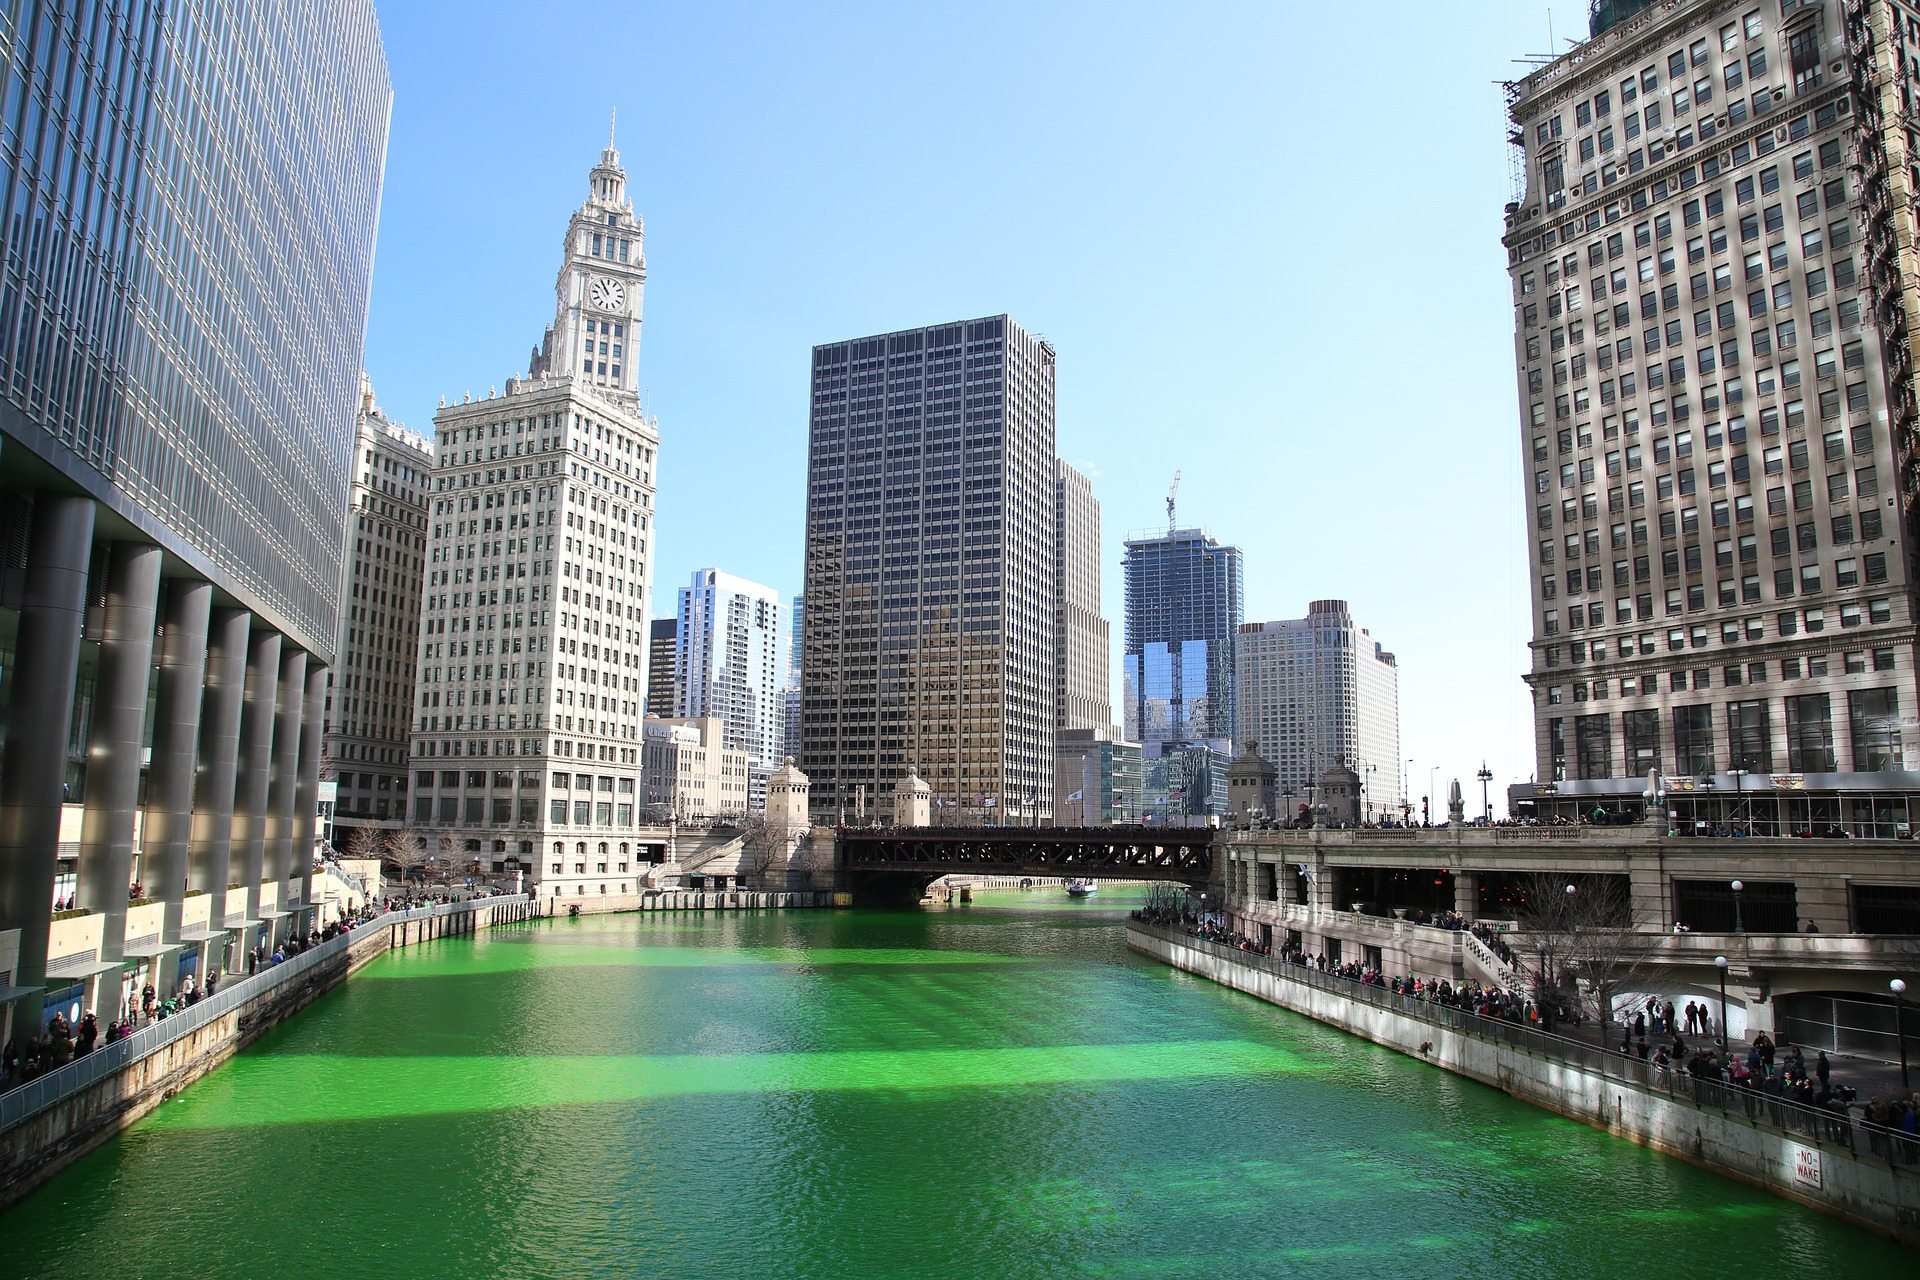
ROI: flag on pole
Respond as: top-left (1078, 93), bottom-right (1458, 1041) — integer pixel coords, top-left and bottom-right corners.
top-left (1295, 862), bottom-right (1315, 884)
top-left (983, 797), bottom-right (997, 808)
top-left (1066, 790), bottom-right (1084, 802)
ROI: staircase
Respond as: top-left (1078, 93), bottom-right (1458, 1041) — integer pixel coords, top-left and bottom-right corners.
top-left (1462, 929), bottom-right (1522, 994)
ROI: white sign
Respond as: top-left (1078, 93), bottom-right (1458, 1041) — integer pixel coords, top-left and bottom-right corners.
top-left (1792, 1145), bottom-right (1823, 1189)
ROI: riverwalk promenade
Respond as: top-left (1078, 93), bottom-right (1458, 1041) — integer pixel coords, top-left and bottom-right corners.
top-left (1127, 916), bottom-right (1920, 1247)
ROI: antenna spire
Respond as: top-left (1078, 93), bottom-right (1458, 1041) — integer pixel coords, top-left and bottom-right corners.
top-left (609, 107), bottom-right (617, 150)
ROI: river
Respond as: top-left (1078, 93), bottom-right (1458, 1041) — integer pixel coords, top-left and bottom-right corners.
top-left (0, 887), bottom-right (1906, 1277)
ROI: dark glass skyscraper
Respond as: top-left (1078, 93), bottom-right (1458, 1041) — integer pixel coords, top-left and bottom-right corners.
top-left (801, 316), bottom-right (1058, 825)
top-left (0, 0), bottom-right (390, 1034)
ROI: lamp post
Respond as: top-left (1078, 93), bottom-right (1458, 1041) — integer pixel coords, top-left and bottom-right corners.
top-left (1477, 762), bottom-right (1493, 823)
top-left (1715, 955), bottom-right (1730, 1061)
top-left (1537, 940), bottom-right (1553, 1033)
top-left (1729, 765), bottom-right (1749, 836)
top-left (1730, 879), bottom-right (1744, 934)
top-left (1698, 771), bottom-right (1716, 834)
top-left (1893, 978), bottom-right (1911, 1090)
top-left (1565, 882), bottom-right (1580, 1024)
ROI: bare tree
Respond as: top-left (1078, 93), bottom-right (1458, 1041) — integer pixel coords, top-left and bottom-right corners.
top-left (383, 828), bottom-right (430, 882)
top-left (1512, 871), bottom-right (1652, 1035)
top-left (342, 825), bottom-right (381, 862)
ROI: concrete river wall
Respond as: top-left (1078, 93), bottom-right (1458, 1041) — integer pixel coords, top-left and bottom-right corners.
top-left (1127, 919), bottom-right (1920, 1248)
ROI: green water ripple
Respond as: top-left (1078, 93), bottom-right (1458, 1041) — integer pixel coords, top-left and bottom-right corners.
top-left (0, 897), bottom-right (1906, 1279)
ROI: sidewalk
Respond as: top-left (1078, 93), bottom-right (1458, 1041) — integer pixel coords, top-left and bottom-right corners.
top-left (1547, 1005), bottom-right (1911, 1099)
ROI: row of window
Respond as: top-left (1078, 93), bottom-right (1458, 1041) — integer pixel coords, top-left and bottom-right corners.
top-left (1547, 686), bottom-right (1904, 780)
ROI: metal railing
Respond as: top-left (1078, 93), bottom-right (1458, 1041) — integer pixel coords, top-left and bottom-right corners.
top-left (0, 896), bottom-right (530, 1134)
top-left (1132, 919), bottom-right (1920, 1170)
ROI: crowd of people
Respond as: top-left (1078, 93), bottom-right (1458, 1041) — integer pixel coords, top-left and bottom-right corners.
top-left (0, 897), bottom-right (421, 1095)
top-left (1134, 902), bottom-right (1917, 1159)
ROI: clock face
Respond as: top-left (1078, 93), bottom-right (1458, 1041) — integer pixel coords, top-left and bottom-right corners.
top-left (589, 276), bottom-right (626, 312)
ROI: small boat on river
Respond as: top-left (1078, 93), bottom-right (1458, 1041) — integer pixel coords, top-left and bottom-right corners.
top-left (1065, 879), bottom-right (1097, 898)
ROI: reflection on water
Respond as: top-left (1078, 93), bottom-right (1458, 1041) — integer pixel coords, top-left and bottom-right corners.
top-left (0, 886), bottom-right (1904, 1279)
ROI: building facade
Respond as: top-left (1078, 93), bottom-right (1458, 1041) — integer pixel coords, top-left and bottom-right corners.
top-left (1506, 0), bottom-right (1920, 821)
top-left (1055, 459), bottom-right (1112, 734)
top-left (410, 139), bottom-right (660, 901)
top-left (1236, 600), bottom-right (1404, 821)
top-left (1122, 527), bottom-right (1244, 752)
top-left (800, 316), bottom-right (1058, 825)
top-left (675, 568), bottom-right (784, 795)
top-left (1123, 525), bottom-right (1243, 818)
top-left (0, 0), bottom-right (391, 1032)
top-left (1053, 729), bottom-right (1144, 826)
top-left (642, 716), bottom-right (750, 819)
top-left (325, 377), bottom-right (432, 841)
top-left (647, 617), bottom-right (678, 716)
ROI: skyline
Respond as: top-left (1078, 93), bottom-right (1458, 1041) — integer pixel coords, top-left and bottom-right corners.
top-left (366, 1), bottom-right (1606, 813)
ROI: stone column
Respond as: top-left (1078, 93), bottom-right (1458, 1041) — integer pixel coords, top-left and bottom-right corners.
top-left (264, 646), bottom-right (305, 941)
top-left (143, 580), bottom-right (211, 983)
top-left (74, 541), bottom-right (163, 1008)
top-left (190, 610), bottom-right (250, 940)
top-left (291, 663), bottom-right (326, 930)
top-left (232, 626), bottom-right (281, 929)
top-left (1453, 870), bottom-right (1479, 918)
top-left (0, 495), bottom-right (95, 1030)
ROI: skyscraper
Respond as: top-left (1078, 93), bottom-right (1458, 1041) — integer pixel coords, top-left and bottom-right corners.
top-left (801, 316), bottom-right (1057, 824)
top-left (1055, 459), bottom-right (1112, 734)
top-left (1236, 600), bottom-right (1403, 821)
top-left (647, 618), bottom-right (678, 717)
top-left (326, 377), bottom-right (433, 841)
top-left (0, 0), bottom-right (390, 1033)
top-left (1123, 527), bottom-right (1245, 751)
top-left (411, 138), bottom-right (659, 900)
top-left (1507, 0), bottom-right (1920, 824)
top-left (675, 568), bottom-right (784, 803)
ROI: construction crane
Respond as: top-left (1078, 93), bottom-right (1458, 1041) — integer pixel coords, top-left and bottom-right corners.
top-left (1166, 470), bottom-right (1181, 533)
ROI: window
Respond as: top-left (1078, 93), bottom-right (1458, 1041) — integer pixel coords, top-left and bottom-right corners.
top-left (1673, 704), bottom-right (1715, 773)
top-left (1726, 700), bottom-right (1773, 771)
top-left (1784, 693), bottom-right (1836, 771)
top-left (1850, 688), bottom-right (1904, 770)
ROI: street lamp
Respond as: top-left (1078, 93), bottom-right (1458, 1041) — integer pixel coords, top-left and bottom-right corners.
top-left (1698, 771), bottom-right (1716, 835)
top-left (1729, 766), bottom-right (1750, 836)
top-left (1477, 762), bottom-right (1494, 823)
top-left (1893, 978), bottom-right (1911, 1090)
top-left (1715, 955), bottom-right (1730, 1060)
top-left (1730, 879), bottom-right (1744, 934)
top-left (1536, 940), bottom-right (1554, 1033)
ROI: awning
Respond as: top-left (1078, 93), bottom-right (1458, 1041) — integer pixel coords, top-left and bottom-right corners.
top-left (42, 960), bottom-right (120, 982)
top-left (121, 942), bottom-right (179, 960)
top-left (177, 928), bottom-right (224, 943)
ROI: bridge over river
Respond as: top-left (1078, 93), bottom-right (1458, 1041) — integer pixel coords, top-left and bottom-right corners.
top-left (836, 826), bottom-right (1214, 901)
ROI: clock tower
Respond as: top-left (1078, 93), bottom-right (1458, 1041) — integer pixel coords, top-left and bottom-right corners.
top-left (530, 125), bottom-right (645, 407)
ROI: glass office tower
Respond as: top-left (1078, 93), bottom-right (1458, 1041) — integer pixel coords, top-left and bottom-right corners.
top-left (0, 0), bottom-right (391, 1035)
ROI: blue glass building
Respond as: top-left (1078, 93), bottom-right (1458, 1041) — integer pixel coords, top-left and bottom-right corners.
top-left (1123, 526), bottom-right (1243, 817)
top-left (0, 0), bottom-right (390, 1034)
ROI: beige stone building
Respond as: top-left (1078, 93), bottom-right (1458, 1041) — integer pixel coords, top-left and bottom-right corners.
top-left (642, 716), bottom-right (750, 819)
top-left (410, 138), bottom-right (659, 898)
top-left (1507, 0), bottom-right (1920, 827)
top-left (325, 376), bottom-right (432, 841)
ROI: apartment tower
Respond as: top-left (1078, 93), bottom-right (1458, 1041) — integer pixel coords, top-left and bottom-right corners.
top-left (675, 568), bottom-right (784, 806)
top-left (1235, 600), bottom-right (1403, 820)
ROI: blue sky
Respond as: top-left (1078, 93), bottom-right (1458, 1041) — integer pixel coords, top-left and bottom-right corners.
top-left (366, 1), bottom-right (1598, 815)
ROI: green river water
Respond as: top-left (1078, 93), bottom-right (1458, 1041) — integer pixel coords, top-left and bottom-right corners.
top-left (0, 888), bottom-right (1907, 1278)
